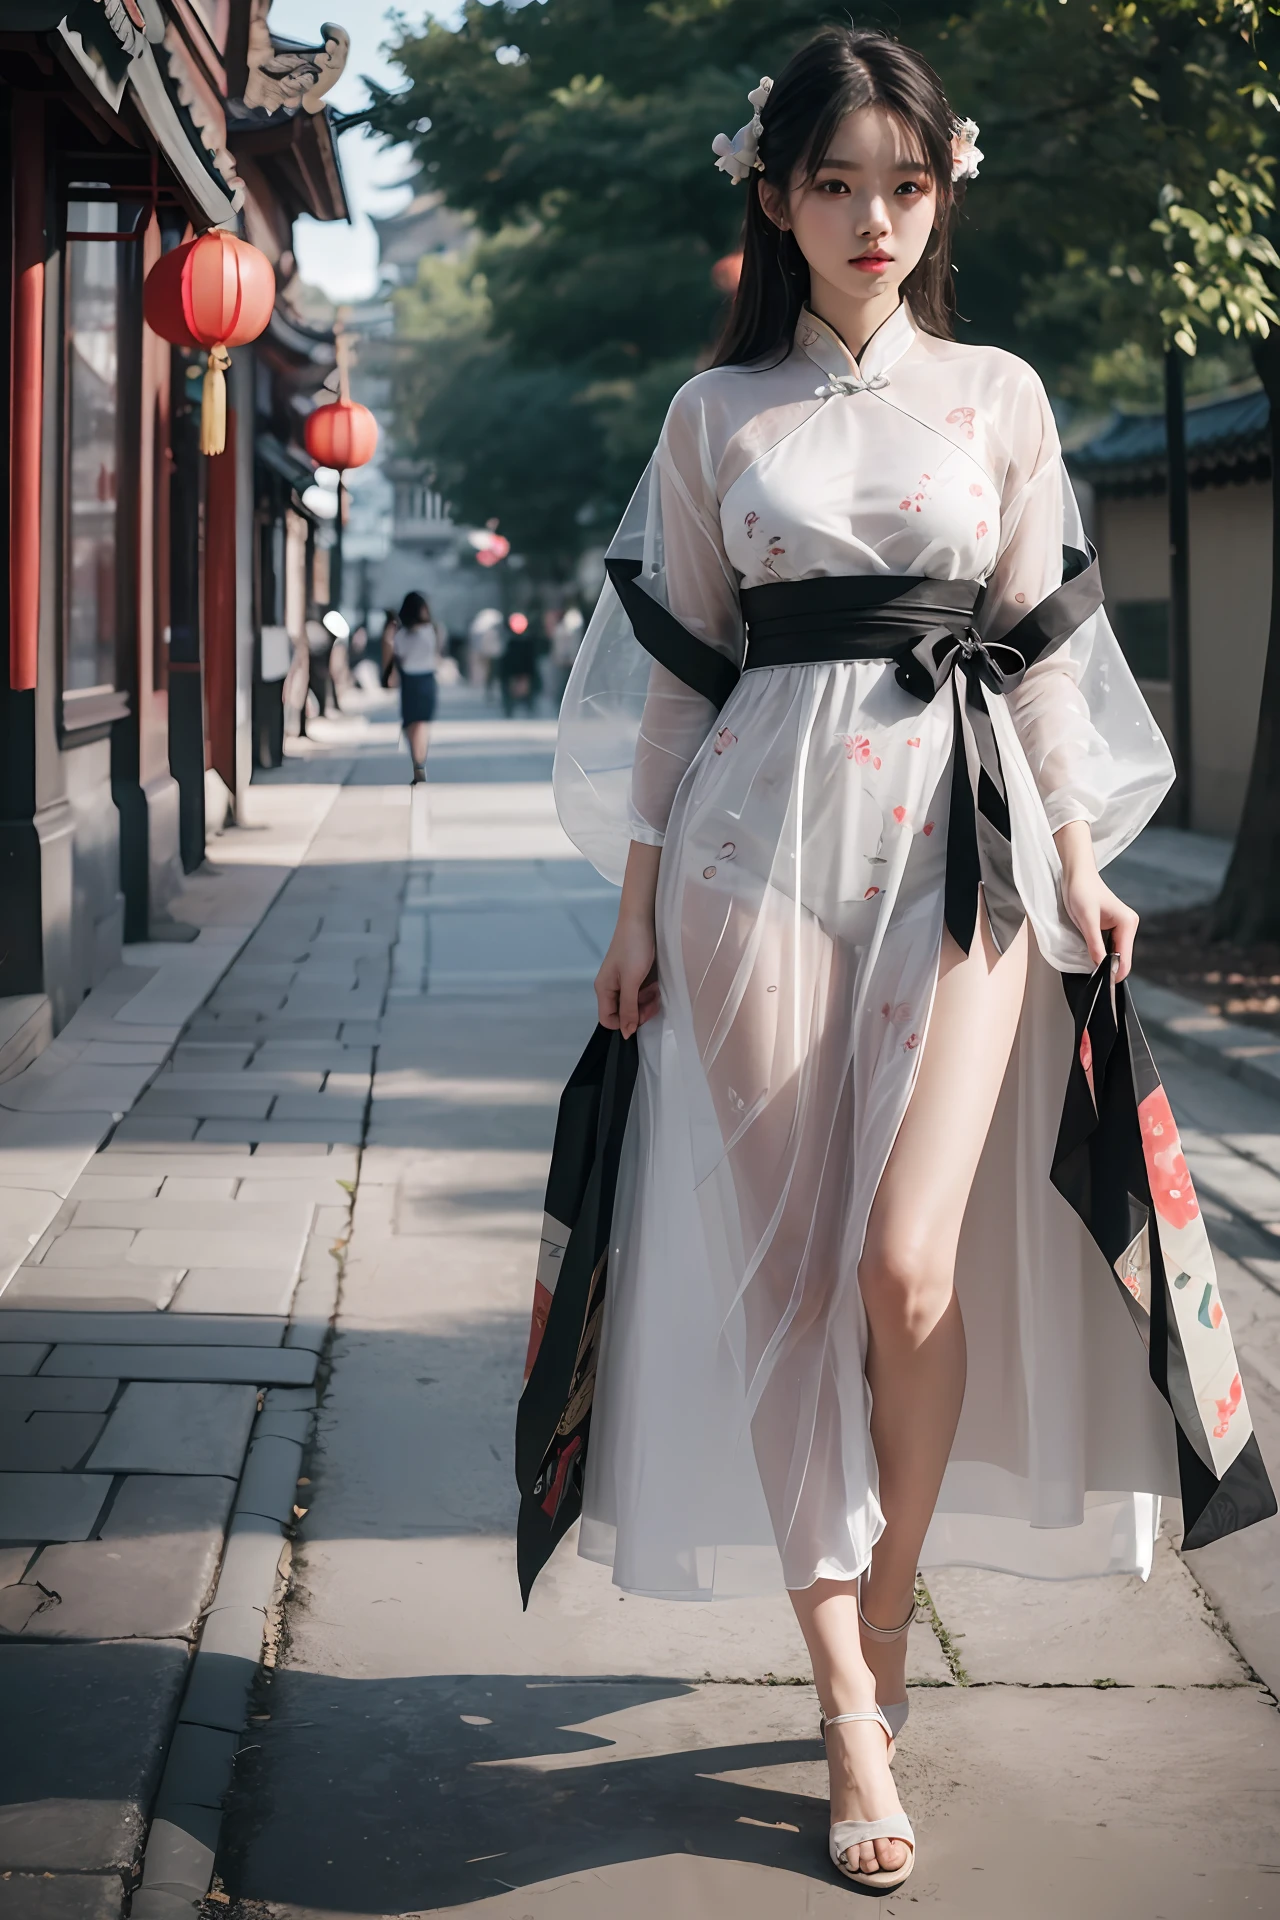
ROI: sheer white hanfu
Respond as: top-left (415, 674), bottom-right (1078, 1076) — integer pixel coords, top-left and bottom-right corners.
top-left (554, 303), bottom-right (1194, 1600)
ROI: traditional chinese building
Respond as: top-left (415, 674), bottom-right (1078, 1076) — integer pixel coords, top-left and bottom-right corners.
top-left (0, 1), bottom-right (348, 1074)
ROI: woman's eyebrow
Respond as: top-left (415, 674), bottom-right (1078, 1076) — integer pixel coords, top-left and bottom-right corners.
top-left (817, 155), bottom-right (930, 172)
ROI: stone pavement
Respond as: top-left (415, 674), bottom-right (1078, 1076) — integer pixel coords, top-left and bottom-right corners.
top-left (2, 689), bottom-right (1278, 1917)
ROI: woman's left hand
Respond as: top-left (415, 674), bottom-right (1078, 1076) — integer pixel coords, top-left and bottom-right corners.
top-left (1054, 820), bottom-right (1139, 982)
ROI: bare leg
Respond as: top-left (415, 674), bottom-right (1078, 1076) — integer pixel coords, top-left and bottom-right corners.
top-left (406, 721), bottom-right (429, 770)
top-left (789, 905), bottom-right (1028, 1875)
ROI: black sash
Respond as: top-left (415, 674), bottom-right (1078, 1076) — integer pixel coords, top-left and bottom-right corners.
top-left (607, 547), bottom-right (1104, 955)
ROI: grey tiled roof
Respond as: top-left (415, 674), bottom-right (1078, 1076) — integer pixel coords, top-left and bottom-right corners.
top-left (1068, 386), bottom-right (1270, 488)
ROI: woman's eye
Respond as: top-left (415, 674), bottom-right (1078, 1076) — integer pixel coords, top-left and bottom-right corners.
top-left (894, 181), bottom-right (924, 197)
top-left (816, 178), bottom-right (849, 194)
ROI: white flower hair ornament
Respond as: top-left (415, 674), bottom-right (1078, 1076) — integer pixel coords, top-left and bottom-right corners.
top-left (951, 117), bottom-right (983, 183)
top-left (712, 77), bottom-right (772, 184)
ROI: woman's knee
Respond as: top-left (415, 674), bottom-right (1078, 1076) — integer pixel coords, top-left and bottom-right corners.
top-left (858, 1227), bottom-right (952, 1339)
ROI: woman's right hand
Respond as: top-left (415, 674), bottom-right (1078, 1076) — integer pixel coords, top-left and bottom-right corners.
top-left (597, 841), bottom-right (664, 1038)
top-left (595, 914), bottom-right (659, 1038)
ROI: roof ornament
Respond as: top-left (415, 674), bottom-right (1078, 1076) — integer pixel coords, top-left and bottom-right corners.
top-left (244, 5), bottom-right (350, 116)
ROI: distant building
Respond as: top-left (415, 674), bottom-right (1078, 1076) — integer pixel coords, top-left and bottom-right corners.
top-left (1069, 384), bottom-right (1271, 839)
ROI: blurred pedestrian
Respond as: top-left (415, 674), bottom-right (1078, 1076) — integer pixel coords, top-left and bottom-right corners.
top-left (305, 615), bottom-right (335, 719)
top-left (548, 604), bottom-right (585, 707)
top-left (393, 590), bottom-right (441, 785)
top-left (469, 606), bottom-right (505, 696)
top-left (380, 608), bottom-right (400, 689)
top-left (498, 611), bottom-right (540, 717)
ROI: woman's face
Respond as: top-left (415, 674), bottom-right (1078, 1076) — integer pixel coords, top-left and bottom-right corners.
top-left (763, 104), bottom-right (939, 319)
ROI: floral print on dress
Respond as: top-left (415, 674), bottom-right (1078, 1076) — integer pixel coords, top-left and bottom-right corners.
top-left (762, 534), bottom-right (786, 578)
top-left (714, 728), bottom-right (737, 755)
top-left (835, 732), bottom-right (881, 769)
top-left (899, 472), bottom-right (931, 514)
top-left (744, 511), bottom-right (760, 540)
top-left (946, 405), bottom-right (976, 440)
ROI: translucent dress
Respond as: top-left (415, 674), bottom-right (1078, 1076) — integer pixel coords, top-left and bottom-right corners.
top-left (552, 303), bottom-right (1266, 1599)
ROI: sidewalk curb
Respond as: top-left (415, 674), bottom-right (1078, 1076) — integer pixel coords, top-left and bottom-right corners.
top-left (129, 1397), bottom-right (309, 1917)
top-left (1130, 976), bottom-right (1280, 1106)
top-left (129, 1239), bottom-right (344, 1912)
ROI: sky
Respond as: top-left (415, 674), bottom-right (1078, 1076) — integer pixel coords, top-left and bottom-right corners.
top-left (264, 3), bottom-right (452, 302)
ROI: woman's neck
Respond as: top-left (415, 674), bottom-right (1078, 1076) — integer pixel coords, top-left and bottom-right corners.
top-left (806, 272), bottom-right (903, 363)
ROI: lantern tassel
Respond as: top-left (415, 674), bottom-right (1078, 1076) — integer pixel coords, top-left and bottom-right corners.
top-left (200, 344), bottom-right (232, 456)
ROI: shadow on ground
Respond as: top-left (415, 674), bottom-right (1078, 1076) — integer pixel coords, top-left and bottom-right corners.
top-left (218, 1670), bottom-right (830, 1913)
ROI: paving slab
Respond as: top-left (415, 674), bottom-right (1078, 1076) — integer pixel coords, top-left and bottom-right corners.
top-left (0, 1187), bottom-right (63, 1289)
top-left (37, 1230), bottom-right (138, 1268)
top-left (87, 1383), bottom-right (258, 1475)
top-left (14, 1476), bottom-right (236, 1640)
top-left (67, 1174), bottom-right (165, 1200)
top-left (0, 1638), bottom-right (189, 1869)
top-left (153, 1177), bottom-right (239, 1201)
top-left (0, 1266), bottom-right (184, 1310)
top-left (195, 1120), bottom-right (364, 1146)
top-left (109, 1117), bottom-right (199, 1145)
top-left (1, 1311), bottom-right (284, 1346)
top-left (0, 1475), bottom-right (111, 1544)
top-left (169, 1269), bottom-right (300, 1316)
top-left (0, 1411), bottom-right (106, 1470)
top-left (0, 1378), bottom-right (118, 1414)
top-left (220, 1671), bottom-right (1280, 1918)
top-left (43, 1345), bottom-right (317, 1385)
top-left (0, 1345), bottom-right (50, 1374)
top-left (924, 1534), bottom-right (1248, 1685)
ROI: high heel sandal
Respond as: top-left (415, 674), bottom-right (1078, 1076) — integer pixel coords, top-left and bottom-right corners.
top-left (818, 1706), bottom-right (916, 1891)
top-left (858, 1578), bottom-right (916, 1745)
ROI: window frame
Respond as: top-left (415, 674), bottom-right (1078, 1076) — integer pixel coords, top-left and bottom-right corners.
top-left (56, 180), bottom-right (145, 743)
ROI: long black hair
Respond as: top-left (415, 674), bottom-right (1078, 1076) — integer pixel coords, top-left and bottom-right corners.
top-left (713, 28), bottom-right (965, 368)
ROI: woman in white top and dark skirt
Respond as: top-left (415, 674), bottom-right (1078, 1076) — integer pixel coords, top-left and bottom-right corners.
top-left (393, 591), bottom-right (440, 785)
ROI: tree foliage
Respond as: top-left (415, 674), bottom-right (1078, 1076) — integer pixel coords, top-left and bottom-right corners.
top-left (370, 1), bottom-right (1280, 560)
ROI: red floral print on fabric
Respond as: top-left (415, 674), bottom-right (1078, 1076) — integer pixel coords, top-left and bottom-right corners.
top-left (744, 511), bottom-right (760, 540)
top-left (922, 821), bottom-right (935, 836)
top-left (899, 472), bottom-right (931, 514)
top-left (1138, 1087), bottom-right (1200, 1230)
top-left (975, 520), bottom-right (989, 540)
top-left (864, 886), bottom-right (880, 899)
top-left (836, 733), bottom-right (880, 768)
top-left (762, 534), bottom-right (786, 577)
top-left (969, 482), bottom-right (984, 498)
top-left (903, 1032), bottom-right (920, 1051)
top-left (907, 737), bottom-right (921, 748)
top-left (946, 406), bottom-right (976, 440)
top-left (893, 805), bottom-right (908, 824)
top-left (1214, 1373), bottom-right (1243, 1439)
top-left (714, 728), bottom-right (737, 755)
top-left (1079, 1028), bottom-right (1096, 1102)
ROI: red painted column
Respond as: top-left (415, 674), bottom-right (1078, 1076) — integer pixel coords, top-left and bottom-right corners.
top-left (203, 407), bottom-right (237, 791)
top-left (9, 94), bottom-right (44, 692)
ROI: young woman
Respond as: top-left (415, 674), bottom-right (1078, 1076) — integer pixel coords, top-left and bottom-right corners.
top-left (551, 27), bottom-right (1271, 1891)
top-left (393, 590), bottom-right (441, 784)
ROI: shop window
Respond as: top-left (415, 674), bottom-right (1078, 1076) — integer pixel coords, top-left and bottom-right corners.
top-left (1112, 599), bottom-right (1171, 684)
top-left (60, 194), bottom-right (142, 729)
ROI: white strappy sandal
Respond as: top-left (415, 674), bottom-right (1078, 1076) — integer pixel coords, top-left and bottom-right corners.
top-left (819, 1705), bottom-right (916, 1890)
top-left (858, 1578), bottom-right (916, 1747)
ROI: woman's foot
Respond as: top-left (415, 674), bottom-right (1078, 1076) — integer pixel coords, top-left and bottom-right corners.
top-left (822, 1706), bottom-right (910, 1876)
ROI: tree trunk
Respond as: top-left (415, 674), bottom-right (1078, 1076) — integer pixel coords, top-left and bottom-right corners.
top-left (1210, 331), bottom-right (1280, 940)
top-left (1165, 347), bottom-right (1192, 829)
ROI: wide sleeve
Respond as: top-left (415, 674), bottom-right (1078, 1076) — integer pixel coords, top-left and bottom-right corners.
top-left (553, 382), bottom-right (744, 884)
top-left (629, 390), bottom-right (744, 842)
top-left (987, 372), bottom-right (1174, 866)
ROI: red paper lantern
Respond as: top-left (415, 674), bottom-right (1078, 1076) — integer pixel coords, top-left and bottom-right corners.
top-left (303, 400), bottom-right (379, 472)
top-left (144, 231), bottom-right (275, 454)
